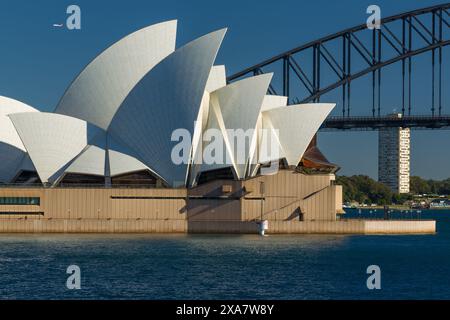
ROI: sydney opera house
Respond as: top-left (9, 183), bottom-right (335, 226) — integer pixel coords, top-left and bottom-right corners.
top-left (0, 21), bottom-right (434, 234)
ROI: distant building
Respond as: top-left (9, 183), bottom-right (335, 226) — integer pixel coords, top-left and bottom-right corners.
top-left (378, 114), bottom-right (410, 193)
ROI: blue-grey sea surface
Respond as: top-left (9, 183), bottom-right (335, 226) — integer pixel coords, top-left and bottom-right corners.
top-left (0, 210), bottom-right (449, 299)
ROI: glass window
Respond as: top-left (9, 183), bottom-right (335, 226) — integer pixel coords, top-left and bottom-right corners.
top-left (0, 197), bottom-right (40, 205)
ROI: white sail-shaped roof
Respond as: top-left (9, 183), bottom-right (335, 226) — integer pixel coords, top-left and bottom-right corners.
top-left (248, 94), bottom-right (289, 176)
top-left (188, 65), bottom-right (228, 185)
top-left (0, 96), bottom-right (38, 151)
top-left (2, 23), bottom-right (336, 188)
top-left (205, 65), bottom-right (226, 92)
top-left (55, 20), bottom-right (177, 130)
top-left (63, 145), bottom-right (106, 177)
top-left (9, 113), bottom-right (102, 184)
top-left (260, 95), bottom-right (288, 112)
top-left (108, 149), bottom-right (149, 177)
top-left (0, 96), bottom-right (39, 182)
top-left (109, 29), bottom-right (227, 187)
top-left (60, 132), bottom-right (151, 179)
top-left (107, 135), bottom-right (151, 177)
top-left (198, 93), bottom-right (229, 173)
top-left (204, 73), bottom-right (273, 179)
top-left (261, 103), bottom-right (335, 166)
top-left (62, 132), bottom-right (107, 177)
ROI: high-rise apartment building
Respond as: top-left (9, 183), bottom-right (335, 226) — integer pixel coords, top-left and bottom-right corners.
top-left (378, 114), bottom-right (410, 194)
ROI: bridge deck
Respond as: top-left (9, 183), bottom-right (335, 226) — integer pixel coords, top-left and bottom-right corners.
top-left (321, 115), bottom-right (450, 131)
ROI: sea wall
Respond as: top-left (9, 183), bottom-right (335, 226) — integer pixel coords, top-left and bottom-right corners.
top-left (0, 219), bottom-right (435, 234)
top-left (0, 171), bottom-right (436, 234)
top-left (188, 220), bottom-right (435, 234)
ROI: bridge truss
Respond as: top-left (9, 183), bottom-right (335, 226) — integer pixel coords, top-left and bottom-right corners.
top-left (228, 3), bottom-right (450, 123)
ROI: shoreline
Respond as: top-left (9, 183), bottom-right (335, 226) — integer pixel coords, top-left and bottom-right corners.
top-left (346, 206), bottom-right (450, 211)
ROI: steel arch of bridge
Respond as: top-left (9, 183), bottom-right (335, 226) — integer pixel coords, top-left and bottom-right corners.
top-left (228, 3), bottom-right (450, 118)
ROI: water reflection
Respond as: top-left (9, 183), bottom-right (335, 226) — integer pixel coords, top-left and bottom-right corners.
top-left (0, 212), bottom-right (448, 299)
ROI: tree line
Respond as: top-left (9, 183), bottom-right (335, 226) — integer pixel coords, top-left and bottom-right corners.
top-left (336, 175), bottom-right (450, 205)
top-left (409, 176), bottom-right (450, 195)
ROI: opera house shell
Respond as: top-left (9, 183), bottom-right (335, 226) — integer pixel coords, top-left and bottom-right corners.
top-left (1, 20), bottom-right (335, 188)
top-left (0, 20), bottom-right (366, 234)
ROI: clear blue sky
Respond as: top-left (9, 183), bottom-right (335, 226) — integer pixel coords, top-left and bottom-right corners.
top-left (0, 0), bottom-right (448, 179)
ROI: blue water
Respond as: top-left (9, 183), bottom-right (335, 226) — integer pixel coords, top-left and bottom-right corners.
top-left (0, 210), bottom-right (449, 300)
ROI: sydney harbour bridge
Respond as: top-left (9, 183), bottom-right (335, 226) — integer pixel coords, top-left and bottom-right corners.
top-left (228, 3), bottom-right (450, 131)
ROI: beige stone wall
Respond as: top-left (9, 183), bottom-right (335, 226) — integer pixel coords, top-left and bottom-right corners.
top-left (186, 199), bottom-right (241, 221)
top-left (0, 187), bottom-right (187, 220)
top-left (241, 171), bottom-right (339, 222)
top-left (300, 185), bottom-right (342, 221)
top-left (0, 188), bottom-right (44, 218)
top-left (0, 219), bottom-right (187, 233)
top-left (184, 171), bottom-right (341, 225)
top-left (0, 170), bottom-right (351, 233)
top-left (267, 220), bottom-right (435, 234)
top-left (187, 180), bottom-right (242, 221)
top-left (0, 218), bottom-right (434, 234)
top-left (243, 170), bottom-right (333, 200)
top-left (363, 220), bottom-right (436, 234)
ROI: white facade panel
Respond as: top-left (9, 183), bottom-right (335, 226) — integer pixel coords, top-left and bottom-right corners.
top-left (0, 96), bottom-right (38, 151)
top-left (109, 29), bottom-right (226, 187)
top-left (207, 74), bottom-right (273, 179)
top-left (55, 20), bottom-right (177, 130)
top-left (260, 95), bottom-right (288, 112)
top-left (9, 113), bottom-right (102, 184)
top-left (64, 145), bottom-right (106, 177)
top-left (197, 93), bottom-right (231, 174)
top-left (0, 96), bottom-right (39, 182)
top-left (108, 150), bottom-right (149, 177)
top-left (205, 65), bottom-right (226, 92)
top-left (62, 132), bottom-right (151, 179)
top-left (188, 92), bottom-right (211, 186)
top-left (108, 136), bottom-right (150, 177)
top-left (249, 95), bottom-right (288, 173)
top-left (262, 103), bottom-right (335, 166)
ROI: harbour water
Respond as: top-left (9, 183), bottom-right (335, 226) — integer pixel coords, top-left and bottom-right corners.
top-left (0, 210), bottom-right (449, 300)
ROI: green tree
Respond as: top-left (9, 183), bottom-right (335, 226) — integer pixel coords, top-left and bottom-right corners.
top-left (337, 175), bottom-right (450, 205)
top-left (336, 175), bottom-right (394, 205)
top-left (410, 176), bottom-right (431, 194)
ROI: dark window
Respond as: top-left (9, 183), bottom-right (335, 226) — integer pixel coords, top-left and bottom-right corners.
top-left (0, 197), bottom-right (40, 205)
top-left (12, 171), bottom-right (42, 185)
top-left (111, 170), bottom-right (159, 187)
top-left (58, 173), bottom-right (105, 186)
top-left (197, 167), bottom-right (235, 185)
